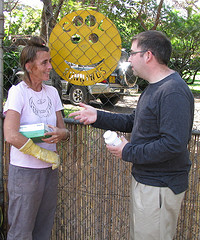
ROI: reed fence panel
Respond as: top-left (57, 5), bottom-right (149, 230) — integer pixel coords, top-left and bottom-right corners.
top-left (2, 123), bottom-right (200, 239)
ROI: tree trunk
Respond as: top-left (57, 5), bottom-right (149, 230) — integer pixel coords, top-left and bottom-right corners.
top-left (40, 0), bottom-right (54, 41)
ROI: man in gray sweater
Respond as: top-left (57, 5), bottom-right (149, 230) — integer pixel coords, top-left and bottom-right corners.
top-left (69, 30), bottom-right (194, 240)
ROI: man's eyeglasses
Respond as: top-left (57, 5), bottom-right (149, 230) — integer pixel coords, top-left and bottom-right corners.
top-left (128, 50), bottom-right (147, 57)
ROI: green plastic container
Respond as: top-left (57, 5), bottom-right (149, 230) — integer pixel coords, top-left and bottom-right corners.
top-left (19, 123), bottom-right (52, 143)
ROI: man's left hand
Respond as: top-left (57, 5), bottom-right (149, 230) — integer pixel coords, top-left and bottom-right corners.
top-left (106, 136), bottom-right (128, 158)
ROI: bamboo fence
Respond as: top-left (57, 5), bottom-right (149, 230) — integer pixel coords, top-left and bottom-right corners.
top-left (2, 123), bottom-right (200, 239)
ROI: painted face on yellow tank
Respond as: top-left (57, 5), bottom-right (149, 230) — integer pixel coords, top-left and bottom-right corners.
top-left (49, 10), bottom-right (121, 86)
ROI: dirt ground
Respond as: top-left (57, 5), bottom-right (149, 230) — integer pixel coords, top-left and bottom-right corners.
top-left (65, 92), bottom-right (200, 131)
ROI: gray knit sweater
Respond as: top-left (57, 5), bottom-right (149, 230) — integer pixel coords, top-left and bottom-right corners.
top-left (93, 72), bottom-right (194, 194)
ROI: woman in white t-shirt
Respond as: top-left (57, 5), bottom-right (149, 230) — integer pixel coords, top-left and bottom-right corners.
top-left (3, 36), bottom-right (70, 240)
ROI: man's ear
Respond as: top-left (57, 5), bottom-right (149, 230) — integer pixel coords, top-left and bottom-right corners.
top-left (146, 50), bottom-right (154, 63)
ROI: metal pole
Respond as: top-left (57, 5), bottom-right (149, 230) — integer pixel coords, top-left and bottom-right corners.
top-left (0, 0), bottom-right (4, 207)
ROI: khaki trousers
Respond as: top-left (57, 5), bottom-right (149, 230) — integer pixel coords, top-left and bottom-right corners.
top-left (130, 177), bottom-right (185, 240)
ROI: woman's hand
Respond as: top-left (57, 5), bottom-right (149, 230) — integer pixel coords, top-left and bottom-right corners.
top-left (42, 125), bottom-right (70, 144)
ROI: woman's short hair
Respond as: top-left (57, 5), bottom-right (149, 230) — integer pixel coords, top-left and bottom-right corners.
top-left (20, 36), bottom-right (49, 73)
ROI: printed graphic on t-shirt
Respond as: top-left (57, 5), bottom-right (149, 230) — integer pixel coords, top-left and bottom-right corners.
top-left (29, 96), bottom-right (52, 118)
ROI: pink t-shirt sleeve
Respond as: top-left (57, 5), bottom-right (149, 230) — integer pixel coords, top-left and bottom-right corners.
top-left (3, 85), bottom-right (24, 114)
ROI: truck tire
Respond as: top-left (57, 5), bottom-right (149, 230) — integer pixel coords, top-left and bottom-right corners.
top-left (69, 85), bottom-right (89, 105)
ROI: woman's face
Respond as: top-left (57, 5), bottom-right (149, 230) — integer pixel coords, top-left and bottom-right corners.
top-left (26, 51), bottom-right (52, 82)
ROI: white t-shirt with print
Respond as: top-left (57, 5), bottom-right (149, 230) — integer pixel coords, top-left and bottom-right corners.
top-left (4, 81), bottom-right (64, 168)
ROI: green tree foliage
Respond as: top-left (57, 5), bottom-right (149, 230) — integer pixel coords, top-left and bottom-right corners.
top-left (3, 0), bottom-right (200, 88)
top-left (160, 10), bottom-right (200, 82)
top-left (4, 4), bottom-right (41, 46)
top-left (3, 3), bottom-right (42, 93)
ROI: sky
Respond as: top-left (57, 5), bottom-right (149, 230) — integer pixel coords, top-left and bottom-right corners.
top-left (19, 0), bottom-right (43, 9)
top-left (18, 0), bottom-right (200, 13)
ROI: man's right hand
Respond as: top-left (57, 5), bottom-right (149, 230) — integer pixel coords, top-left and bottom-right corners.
top-left (69, 103), bottom-right (97, 125)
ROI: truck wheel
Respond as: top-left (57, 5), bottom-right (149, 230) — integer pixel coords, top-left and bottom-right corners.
top-left (100, 95), bottom-right (122, 106)
top-left (69, 86), bottom-right (89, 105)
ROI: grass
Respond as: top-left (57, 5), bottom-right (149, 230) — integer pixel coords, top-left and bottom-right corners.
top-left (186, 72), bottom-right (200, 96)
top-left (189, 79), bottom-right (200, 96)
top-left (63, 105), bottom-right (81, 118)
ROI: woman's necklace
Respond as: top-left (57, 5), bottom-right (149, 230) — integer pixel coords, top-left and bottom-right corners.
top-left (32, 85), bottom-right (46, 105)
top-left (30, 85), bottom-right (50, 124)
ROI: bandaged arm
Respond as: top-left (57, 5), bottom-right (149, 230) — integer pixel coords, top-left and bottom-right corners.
top-left (19, 138), bottom-right (60, 170)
